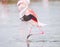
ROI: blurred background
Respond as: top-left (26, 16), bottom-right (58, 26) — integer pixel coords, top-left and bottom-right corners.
top-left (0, 0), bottom-right (60, 47)
top-left (0, 0), bottom-right (60, 4)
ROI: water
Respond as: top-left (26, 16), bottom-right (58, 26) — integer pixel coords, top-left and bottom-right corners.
top-left (0, 2), bottom-right (60, 47)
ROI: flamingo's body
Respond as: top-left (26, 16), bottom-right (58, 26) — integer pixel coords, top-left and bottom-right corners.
top-left (24, 9), bottom-right (47, 27)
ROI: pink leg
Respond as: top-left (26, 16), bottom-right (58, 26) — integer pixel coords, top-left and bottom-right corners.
top-left (27, 26), bottom-right (33, 39)
top-left (29, 26), bottom-right (32, 34)
top-left (37, 25), bottom-right (45, 35)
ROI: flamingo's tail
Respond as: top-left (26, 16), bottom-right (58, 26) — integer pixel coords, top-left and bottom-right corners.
top-left (38, 21), bottom-right (47, 27)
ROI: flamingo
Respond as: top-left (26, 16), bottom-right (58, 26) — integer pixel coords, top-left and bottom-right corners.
top-left (17, 0), bottom-right (47, 42)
